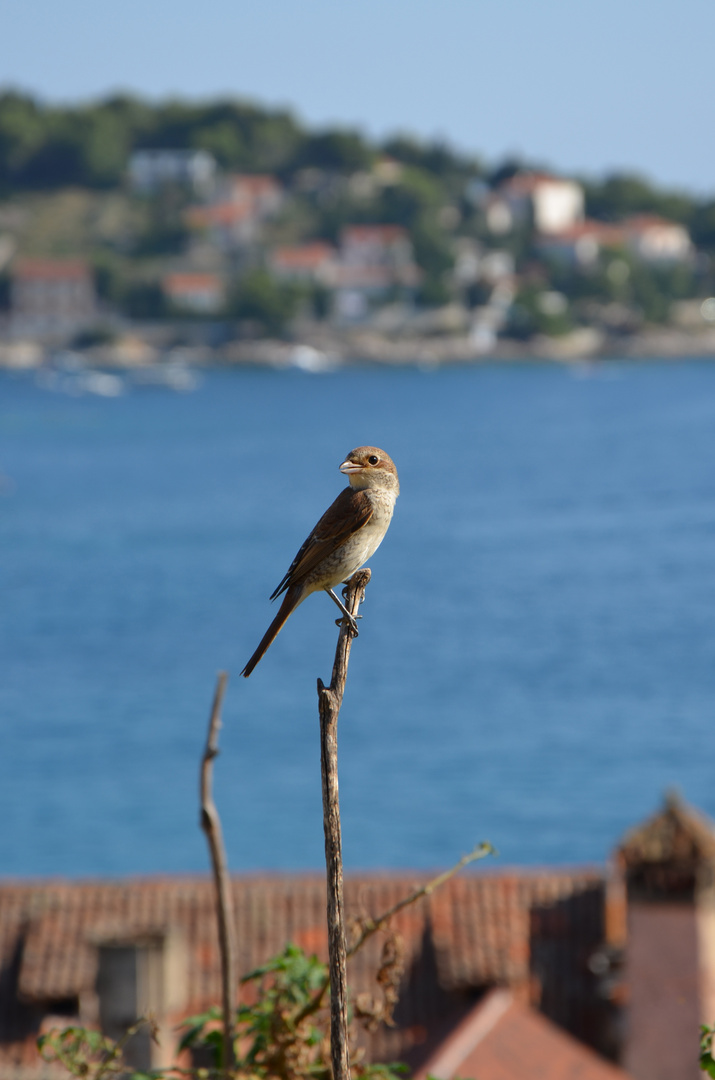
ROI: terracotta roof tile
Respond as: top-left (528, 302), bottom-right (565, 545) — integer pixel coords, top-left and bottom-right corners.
top-left (341, 225), bottom-right (408, 244)
top-left (271, 243), bottom-right (337, 269)
top-left (13, 258), bottom-right (91, 280)
top-left (414, 989), bottom-right (632, 1080)
top-left (0, 870), bottom-right (608, 1071)
top-left (163, 273), bottom-right (223, 293)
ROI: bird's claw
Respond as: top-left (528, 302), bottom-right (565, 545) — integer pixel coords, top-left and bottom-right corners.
top-left (341, 583), bottom-right (366, 605)
top-left (335, 614), bottom-right (361, 635)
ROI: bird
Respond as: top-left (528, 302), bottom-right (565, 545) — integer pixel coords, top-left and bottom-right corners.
top-left (241, 446), bottom-right (399, 677)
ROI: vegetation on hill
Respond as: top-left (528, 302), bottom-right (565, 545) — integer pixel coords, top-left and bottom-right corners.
top-left (1, 89), bottom-right (714, 341)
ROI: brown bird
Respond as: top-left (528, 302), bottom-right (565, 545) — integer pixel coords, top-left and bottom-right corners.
top-left (241, 446), bottom-right (399, 677)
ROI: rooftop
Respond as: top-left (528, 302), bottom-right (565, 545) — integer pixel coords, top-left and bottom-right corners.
top-left (414, 988), bottom-right (632, 1080)
top-left (0, 868), bottom-right (611, 1072)
top-left (13, 258), bottom-right (91, 280)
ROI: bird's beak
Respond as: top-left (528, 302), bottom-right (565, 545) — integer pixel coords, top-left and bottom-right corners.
top-left (340, 460), bottom-right (363, 474)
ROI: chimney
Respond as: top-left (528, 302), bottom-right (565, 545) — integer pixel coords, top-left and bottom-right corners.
top-left (615, 792), bottom-right (715, 1080)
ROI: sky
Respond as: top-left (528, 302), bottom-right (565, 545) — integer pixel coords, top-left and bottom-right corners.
top-left (3, 0), bottom-right (714, 195)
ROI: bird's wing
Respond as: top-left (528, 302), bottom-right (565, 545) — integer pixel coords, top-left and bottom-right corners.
top-left (270, 487), bottom-right (373, 599)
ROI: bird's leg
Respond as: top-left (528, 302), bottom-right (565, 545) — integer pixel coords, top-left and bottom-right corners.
top-left (325, 587), bottom-right (361, 635)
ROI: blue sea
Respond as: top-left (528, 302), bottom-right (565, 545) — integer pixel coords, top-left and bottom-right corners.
top-left (2, 359), bottom-right (715, 879)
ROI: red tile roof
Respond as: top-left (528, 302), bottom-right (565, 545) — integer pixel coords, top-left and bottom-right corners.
top-left (414, 988), bottom-right (632, 1080)
top-left (229, 174), bottom-right (282, 195)
top-left (271, 243), bottom-right (337, 269)
top-left (341, 225), bottom-right (408, 245)
top-left (13, 258), bottom-right (91, 280)
top-left (622, 214), bottom-right (688, 235)
top-left (497, 172), bottom-right (573, 195)
top-left (0, 869), bottom-right (610, 1072)
top-left (185, 202), bottom-right (252, 228)
top-left (537, 221), bottom-right (625, 245)
top-left (163, 272), bottom-right (223, 296)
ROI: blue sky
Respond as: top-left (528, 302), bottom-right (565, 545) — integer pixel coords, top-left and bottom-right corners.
top-left (3, 0), bottom-right (713, 194)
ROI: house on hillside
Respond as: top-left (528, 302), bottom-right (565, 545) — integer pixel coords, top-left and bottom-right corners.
top-left (486, 173), bottom-right (585, 236)
top-left (332, 225), bottom-right (421, 321)
top-left (220, 174), bottom-right (284, 219)
top-left (162, 271), bottom-right (225, 314)
top-left (535, 214), bottom-right (693, 270)
top-left (10, 257), bottom-right (97, 341)
top-left (185, 174), bottom-right (284, 252)
top-left (128, 150), bottom-right (217, 196)
top-left (185, 200), bottom-right (257, 250)
top-left (622, 216), bottom-right (692, 263)
top-left (536, 221), bottom-right (626, 267)
top-left (269, 242), bottom-right (338, 287)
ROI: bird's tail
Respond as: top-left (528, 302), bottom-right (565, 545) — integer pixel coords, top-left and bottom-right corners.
top-left (241, 585), bottom-right (304, 677)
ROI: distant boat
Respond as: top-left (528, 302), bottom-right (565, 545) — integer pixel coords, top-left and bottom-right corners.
top-left (288, 344), bottom-right (336, 373)
top-left (34, 365), bottom-right (125, 397)
top-left (75, 371), bottom-right (125, 397)
top-left (130, 361), bottom-right (201, 392)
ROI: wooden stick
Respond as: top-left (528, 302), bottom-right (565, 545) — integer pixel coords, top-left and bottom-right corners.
top-left (317, 568), bottom-right (371, 1080)
top-left (200, 671), bottom-right (237, 1075)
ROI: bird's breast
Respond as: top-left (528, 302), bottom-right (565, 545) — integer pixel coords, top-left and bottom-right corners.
top-left (353, 489), bottom-right (395, 558)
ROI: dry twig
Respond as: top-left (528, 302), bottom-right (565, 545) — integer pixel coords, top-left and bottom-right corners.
top-left (293, 841), bottom-right (495, 1027)
top-left (200, 671), bottom-right (237, 1075)
top-left (347, 841), bottom-right (495, 959)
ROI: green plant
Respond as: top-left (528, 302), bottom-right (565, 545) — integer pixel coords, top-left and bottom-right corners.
top-left (700, 1024), bottom-right (715, 1077)
top-left (38, 1019), bottom-right (159, 1079)
top-left (38, 942), bottom-right (408, 1080)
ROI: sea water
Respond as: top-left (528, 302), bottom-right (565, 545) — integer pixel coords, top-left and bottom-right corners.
top-left (2, 359), bottom-right (715, 877)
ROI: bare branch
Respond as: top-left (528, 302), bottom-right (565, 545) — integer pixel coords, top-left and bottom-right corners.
top-left (347, 841), bottom-right (495, 958)
top-left (200, 671), bottom-right (237, 1075)
top-left (293, 841), bottom-right (495, 1027)
top-left (316, 568), bottom-right (371, 1080)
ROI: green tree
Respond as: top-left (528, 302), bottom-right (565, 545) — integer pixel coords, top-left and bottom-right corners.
top-left (298, 129), bottom-right (373, 172)
top-left (120, 280), bottom-right (167, 319)
top-left (228, 269), bottom-right (302, 335)
top-left (583, 171), bottom-right (694, 225)
top-left (691, 200), bottom-right (715, 254)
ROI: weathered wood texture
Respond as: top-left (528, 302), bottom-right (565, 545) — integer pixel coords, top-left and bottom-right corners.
top-left (317, 568), bottom-right (371, 1080)
top-left (200, 671), bottom-right (237, 1075)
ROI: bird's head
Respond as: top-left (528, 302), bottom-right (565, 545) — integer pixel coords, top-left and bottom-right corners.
top-left (339, 446), bottom-right (399, 495)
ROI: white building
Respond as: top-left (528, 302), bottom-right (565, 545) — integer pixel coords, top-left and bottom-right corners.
top-left (162, 272), bottom-right (225, 314)
top-left (332, 226), bottom-right (420, 322)
top-left (486, 173), bottom-right (585, 236)
top-left (623, 215), bottom-right (692, 263)
top-left (11, 258), bottom-right (97, 339)
top-left (128, 150), bottom-right (217, 195)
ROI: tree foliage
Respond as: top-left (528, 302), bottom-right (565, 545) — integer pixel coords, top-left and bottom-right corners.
top-left (583, 171), bottom-right (696, 227)
top-left (0, 91), bottom-right (304, 191)
top-left (227, 269), bottom-right (304, 335)
top-left (0, 91), bottom-right (480, 198)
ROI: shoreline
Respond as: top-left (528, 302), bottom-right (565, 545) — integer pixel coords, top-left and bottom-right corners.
top-left (2, 323), bottom-right (715, 371)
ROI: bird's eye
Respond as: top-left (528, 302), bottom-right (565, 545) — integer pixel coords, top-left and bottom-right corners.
top-left (367, 455), bottom-right (379, 465)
